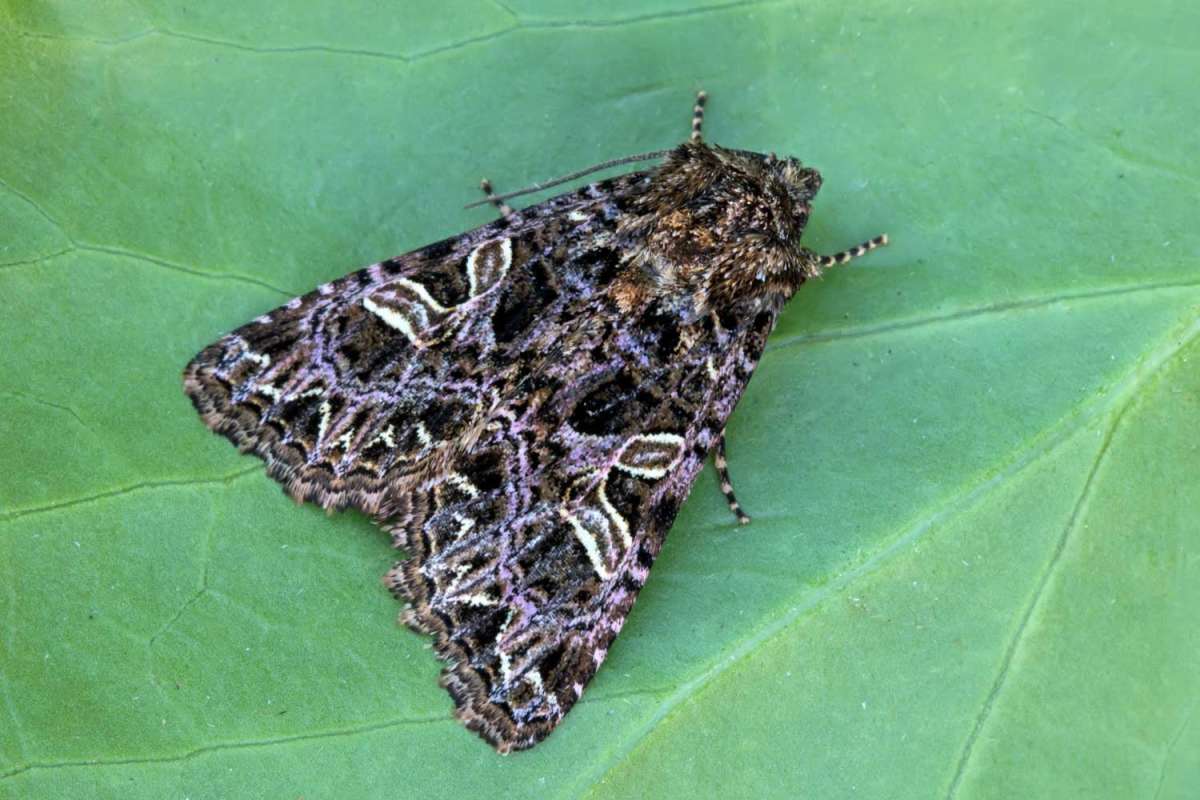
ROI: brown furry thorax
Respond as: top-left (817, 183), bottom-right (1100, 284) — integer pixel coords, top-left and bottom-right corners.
top-left (618, 141), bottom-right (825, 317)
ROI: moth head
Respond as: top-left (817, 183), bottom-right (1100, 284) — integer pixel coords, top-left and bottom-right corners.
top-left (766, 152), bottom-right (823, 228)
top-left (622, 143), bottom-right (824, 315)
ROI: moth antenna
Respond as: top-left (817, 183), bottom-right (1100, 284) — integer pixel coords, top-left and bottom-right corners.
top-left (479, 178), bottom-right (515, 218)
top-left (690, 90), bottom-right (708, 143)
top-left (464, 150), bottom-right (672, 209)
top-left (815, 234), bottom-right (889, 268)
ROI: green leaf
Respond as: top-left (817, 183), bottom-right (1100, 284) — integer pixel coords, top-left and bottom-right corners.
top-left (2, 2), bottom-right (1197, 798)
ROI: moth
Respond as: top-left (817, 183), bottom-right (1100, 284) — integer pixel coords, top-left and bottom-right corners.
top-left (183, 92), bottom-right (887, 752)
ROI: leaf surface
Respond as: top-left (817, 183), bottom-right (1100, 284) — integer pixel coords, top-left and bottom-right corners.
top-left (1, 2), bottom-right (1197, 798)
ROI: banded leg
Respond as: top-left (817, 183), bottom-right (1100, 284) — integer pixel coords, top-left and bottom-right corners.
top-left (479, 178), bottom-right (515, 218)
top-left (813, 234), bottom-right (889, 269)
top-left (690, 90), bottom-right (708, 143)
top-left (714, 432), bottom-right (751, 525)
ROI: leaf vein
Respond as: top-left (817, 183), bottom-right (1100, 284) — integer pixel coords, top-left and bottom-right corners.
top-left (73, 244), bottom-right (295, 296)
top-left (1154, 696), bottom-right (1200, 800)
top-left (0, 391), bottom-right (88, 430)
top-left (0, 714), bottom-right (445, 780)
top-left (147, 521), bottom-right (213, 649)
top-left (943, 315), bottom-right (1200, 798)
top-left (767, 278), bottom-right (1200, 352)
top-left (0, 248), bottom-right (75, 269)
top-left (15, 0), bottom-right (786, 68)
top-left (0, 177), bottom-right (72, 243)
top-left (0, 466), bottom-right (261, 524)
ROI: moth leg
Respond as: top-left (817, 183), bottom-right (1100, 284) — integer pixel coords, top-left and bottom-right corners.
top-left (714, 432), bottom-right (751, 526)
top-left (479, 178), bottom-right (515, 219)
top-left (813, 233), bottom-right (889, 268)
top-left (690, 90), bottom-right (708, 143)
